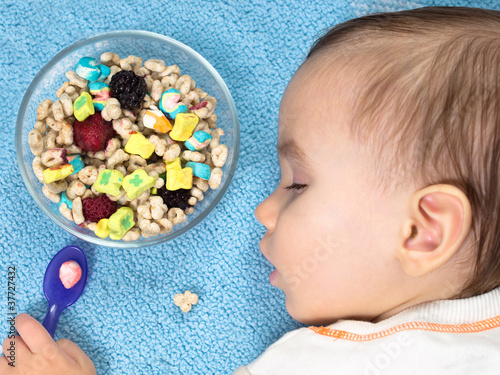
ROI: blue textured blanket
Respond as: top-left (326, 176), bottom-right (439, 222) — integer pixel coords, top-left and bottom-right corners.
top-left (1, 0), bottom-right (498, 373)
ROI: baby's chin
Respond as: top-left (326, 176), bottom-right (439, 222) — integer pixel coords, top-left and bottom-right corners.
top-left (285, 298), bottom-right (377, 326)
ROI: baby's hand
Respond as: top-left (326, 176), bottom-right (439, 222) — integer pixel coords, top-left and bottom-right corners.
top-left (0, 313), bottom-right (96, 375)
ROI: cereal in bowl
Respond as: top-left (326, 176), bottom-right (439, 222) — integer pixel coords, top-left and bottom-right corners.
top-left (28, 54), bottom-right (226, 241)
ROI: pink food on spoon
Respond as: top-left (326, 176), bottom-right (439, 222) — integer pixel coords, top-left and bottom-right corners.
top-left (59, 260), bottom-right (82, 289)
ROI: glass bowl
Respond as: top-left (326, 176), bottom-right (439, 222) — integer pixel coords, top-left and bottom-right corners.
top-left (16, 30), bottom-right (240, 248)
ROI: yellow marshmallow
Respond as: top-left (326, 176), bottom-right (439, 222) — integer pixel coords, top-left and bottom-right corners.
top-left (124, 132), bottom-right (155, 159)
top-left (166, 167), bottom-right (193, 190)
top-left (169, 113), bottom-right (199, 141)
top-left (43, 163), bottom-right (74, 184)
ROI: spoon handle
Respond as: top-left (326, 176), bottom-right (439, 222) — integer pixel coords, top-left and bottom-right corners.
top-left (42, 304), bottom-right (61, 337)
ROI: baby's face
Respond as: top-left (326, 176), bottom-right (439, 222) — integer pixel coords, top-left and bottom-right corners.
top-left (255, 58), bottom-right (411, 324)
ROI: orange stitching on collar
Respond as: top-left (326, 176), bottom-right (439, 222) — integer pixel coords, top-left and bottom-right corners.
top-left (309, 315), bottom-right (500, 341)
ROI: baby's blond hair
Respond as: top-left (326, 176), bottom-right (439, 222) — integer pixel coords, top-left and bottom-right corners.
top-left (308, 7), bottom-right (500, 298)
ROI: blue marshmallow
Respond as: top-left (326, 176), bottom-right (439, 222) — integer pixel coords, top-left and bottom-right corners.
top-left (59, 191), bottom-right (73, 210)
top-left (185, 161), bottom-right (211, 180)
top-left (98, 64), bottom-right (111, 81)
top-left (66, 154), bottom-right (84, 175)
top-left (75, 57), bottom-right (102, 82)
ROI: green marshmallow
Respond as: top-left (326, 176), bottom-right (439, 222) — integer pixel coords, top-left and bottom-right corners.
top-left (93, 169), bottom-right (124, 196)
top-left (108, 207), bottom-right (135, 240)
top-left (73, 91), bottom-right (95, 121)
top-left (123, 169), bottom-right (156, 200)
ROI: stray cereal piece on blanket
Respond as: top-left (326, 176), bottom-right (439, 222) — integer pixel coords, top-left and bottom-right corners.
top-left (173, 291), bottom-right (199, 312)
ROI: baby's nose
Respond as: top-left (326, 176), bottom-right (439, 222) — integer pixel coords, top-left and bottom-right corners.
top-left (255, 194), bottom-right (278, 232)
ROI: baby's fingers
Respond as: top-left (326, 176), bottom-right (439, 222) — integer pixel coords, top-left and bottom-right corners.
top-left (2, 335), bottom-right (30, 366)
top-left (15, 314), bottom-right (58, 356)
top-left (57, 339), bottom-right (96, 373)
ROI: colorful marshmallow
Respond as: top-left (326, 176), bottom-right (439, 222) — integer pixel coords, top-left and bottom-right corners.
top-left (185, 161), bottom-right (211, 180)
top-left (95, 218), bottom-right (110, 238)
top-left (75, 57), bottom-right (102, 82)
top-left (169, 113), bottom-right (199, 142)
top-left (166, 167), bottom-right (193, 191)
top-left (122, 169), bottom-right (156, 200)
top-left (73, 92), bottom-right (95, 121)
top-left (93, 169), bottom-right (124, 196)
top-left (124, 132), bottom-right (155, 159)
top-left (159, 88), bottom-right (187, 119)
top-left (108, 207), bottom-right (135, 240)
top-left (43, 163), bottom-right (74, 184)
top-left (89, 82), bottom-right (111, 111)
top-left (184, 130), bottom-right (212, 151)
top-left (143, 105), bottom-right (172, 133)
top-left (66, 154), bottom-right (84, 175)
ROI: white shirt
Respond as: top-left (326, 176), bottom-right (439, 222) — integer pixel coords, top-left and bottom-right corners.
top-left (235, 287), bottom-right (500, 374)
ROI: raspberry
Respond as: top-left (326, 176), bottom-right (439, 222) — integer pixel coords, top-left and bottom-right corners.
top-left (73, 113), bottom-right (115, 152)
top-left (82, 195), bottom-right (117, 223)
top-left (109, 70), bottom-right (147, 109)
top-left (157, 186), bottom-right (191, 210)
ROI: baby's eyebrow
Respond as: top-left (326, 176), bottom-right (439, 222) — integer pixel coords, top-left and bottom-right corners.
top-left (277, 138), bottom-right (309, 166)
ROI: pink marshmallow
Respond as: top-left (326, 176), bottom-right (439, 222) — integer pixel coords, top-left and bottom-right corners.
top-left (59, 260), bottom-right (82, 289)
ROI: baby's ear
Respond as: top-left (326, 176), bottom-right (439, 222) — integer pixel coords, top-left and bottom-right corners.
top-left (397, 184), bottom-right (472, 277)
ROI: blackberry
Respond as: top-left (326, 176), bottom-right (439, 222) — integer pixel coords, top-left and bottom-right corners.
top-left (109, 70), bottom-right (147, 109)
top-left (157, 186), bottom-right (191, 210)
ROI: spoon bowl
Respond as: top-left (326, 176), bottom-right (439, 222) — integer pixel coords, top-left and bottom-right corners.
top-left (42, 245), bottom-right (87, 337)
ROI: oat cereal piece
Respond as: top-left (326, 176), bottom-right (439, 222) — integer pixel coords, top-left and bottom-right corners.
top-left (51, 100), bottom-right (65, 122)
top-left (173, 291), bottom-right (198, 313)
top-left (37, 99), bottom-right (53, 121)
top-left (190, 187), bottom-right (204, 202)
top-left (161, 74), bottom-right (179, 89)
top-left (104, 138), bottom-right (121, 157)
top-left (148, 134), bottom-right (168, 157)
top-left (112, 117), bottom-right (133, 140)
top-left (138, 219), bottom-right (161, 237)
top-left (28, 129), bottom-right (44, 156)
top-left (106, 148), bottom-right (129, 169)
top-left (72, 197), bottom-right (84, 225)
top-left (32, 156), bottom-right (45, 183)
top-left (211, 145), bottom-right (228, 168)
top-left (65, 71), bottom-right (88, 89)
top-left (56, 121), bottom-right (74, 146)
top-left (164, 143), bottom-right (181, 162)
top-left (167, 207), bottom-right (186, 226)
top-left (119, 55), bottom-right (143, 73)
top-left (175, 75), bottom-right (196, 98)
top-left (100, 52), bottom-right (120, 66)
top-left (67, 180), bottom-right (87, 199)
top-left (42, 185), bottom-right (60, 203)
top-left (193, 95), bottom-right (216, 119)
top-left (45, 130), bottom-right (59, 150)
top-left (59, 203), bottom-right (74, 222)
top-left (41, 148), bottom-right (66, 168)
top-left (44, 180), bottom-right (68, 194)
top-left (102, 98), bottom-right (122, 121)
top-left (182, 150), bottom-right (205, 163)
top-left (208, 168), bottom-right (223, 190)
top-left (56, 82), bottom-right (70, 98)
top-left (145, 59), bottom-right (166, 72)
top-left (122, 228), bottom-right (141, 241)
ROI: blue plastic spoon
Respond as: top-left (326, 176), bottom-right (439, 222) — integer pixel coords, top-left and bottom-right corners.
top-left (41, 245), bottom-right (87, 337)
